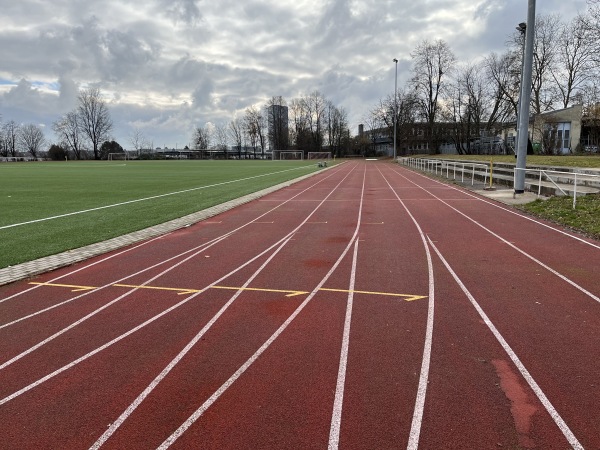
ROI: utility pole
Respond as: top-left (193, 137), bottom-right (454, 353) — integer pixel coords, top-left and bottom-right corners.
top-left (515, 0), bottom-right (536, 194)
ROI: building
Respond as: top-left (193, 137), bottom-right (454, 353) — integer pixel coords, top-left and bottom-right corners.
top-left (267, 104), bottom-right (289, 151)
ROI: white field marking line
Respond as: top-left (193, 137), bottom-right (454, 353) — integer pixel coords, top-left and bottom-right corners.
top-left (393, 168), bottom-right (600, 305)
top-left (0, 164), bottom-right (359, 406)
top-left (328, 239), bottom-right (359, 449)
top-left (0, 236), bottom-right (164, 305)
top-left (377, 165), bottom-right (436, 450)
top-left (0, 234), bottom-right (229, 369)
top-left (0, 165), bottom-right (346, 327)
top-left (89, 233), bottom-right (295, 449)
top-left (398, 165), bottom-right (600, 250)
top-left (90, 164), bottom-right (361, 449)
top-left (427, 237), bottom-right (584, 450)
top-left (156, 166), bottom-right (367, 449)
top-left (0, 165), bottom-right (317, 231)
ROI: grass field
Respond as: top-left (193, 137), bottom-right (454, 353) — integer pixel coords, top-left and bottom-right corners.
top-left (0, 160), bottom-right (325, 269)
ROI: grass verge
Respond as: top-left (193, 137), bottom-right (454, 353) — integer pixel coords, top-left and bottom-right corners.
top-left (518, 194), bottom-right (600, 240)
top-left (415, 154), bottom-right (600, 168)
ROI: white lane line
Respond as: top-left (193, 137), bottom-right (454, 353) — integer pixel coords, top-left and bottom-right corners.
top-left (89, 233), bottom-right (295, 450)
top-left (0, 166), bottom-right (345, 327)
top-left (377, 166), bottom-right (436, 450)
top-left (156, 166), bottom-right (367, 449)
top-left (0, 236), bottom-right (163, 305)
top-left (0, 165), bottom-right (316, 231)
top-left (328, 238), bottom-right (359, 449)
top-left (392, 167), bottom-right (600, 305)
top-left (0, 164), bottom-right (359, 406)
top-left (427, 236), bottom-right (584, 450)
top-left (398, 165), bottom-right (600, 250)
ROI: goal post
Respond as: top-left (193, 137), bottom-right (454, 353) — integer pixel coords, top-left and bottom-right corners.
top-left (307, 152), bottom-right (332, 160)
top-left (278, 151), bottom-right (304, 160)
top-left (108, 152), bottom-right (128, 161)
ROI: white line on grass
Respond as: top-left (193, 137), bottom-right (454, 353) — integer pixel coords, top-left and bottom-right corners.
top-left (0, 165), bottom-right (316, 231)
top-left (427, 236), bottom-right (583, 450)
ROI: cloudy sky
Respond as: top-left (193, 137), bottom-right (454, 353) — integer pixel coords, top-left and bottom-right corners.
top-left (0, 0), bottom-right (589, 149)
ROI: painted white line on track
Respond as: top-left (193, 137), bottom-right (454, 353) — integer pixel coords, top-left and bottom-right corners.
top-left (427, 236), bottom-right (584, 450)
top-left (156, 166), bottom-right (367, 449)
top-left (89, 233), bottom-right (296, 450)
top-left (0, 236), bottom-right (163, 305)
top-left (393, 167), bottom-right (600, 305)
top-left (0, 164), bottom-right (359, 407)
top-left (328, 238), bottom-right (359, 449)
top-left (400, 165), bottom-right (600, 250)
top-left (0, 166), bottom-right (346, 328)
top-left (0, 165), bottom-right (317, 231)
top-left (377, 166), bottom-right (436, 450)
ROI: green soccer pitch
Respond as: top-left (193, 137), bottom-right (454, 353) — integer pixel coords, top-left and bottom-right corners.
top-left (0, 160), bottom-right (325, 269)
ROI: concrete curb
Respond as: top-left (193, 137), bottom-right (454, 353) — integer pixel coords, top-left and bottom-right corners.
top-left (0, 166), bottom-right (332, 287)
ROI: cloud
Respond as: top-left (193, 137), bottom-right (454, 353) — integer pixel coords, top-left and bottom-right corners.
top-left (0, 0), bottom-right (590, 147)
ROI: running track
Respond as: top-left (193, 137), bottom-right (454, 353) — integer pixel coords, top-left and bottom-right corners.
top-left (0, 161), bottom-right (598, 449)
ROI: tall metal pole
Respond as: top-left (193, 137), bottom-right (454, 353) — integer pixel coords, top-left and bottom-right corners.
top-left (393, 58), bottom-right (398, 160)
top-left (515, 0), bottom-right (536, 194)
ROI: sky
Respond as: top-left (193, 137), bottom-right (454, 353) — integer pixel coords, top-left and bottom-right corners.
top-left (0, 0), bottom-right (589, 150)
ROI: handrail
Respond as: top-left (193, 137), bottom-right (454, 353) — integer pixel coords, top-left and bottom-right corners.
top-left (400, 158), bottom-right (600, 209)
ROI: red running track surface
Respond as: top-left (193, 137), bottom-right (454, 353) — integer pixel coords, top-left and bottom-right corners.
top-left (0, 160), bottom-right (598, 449)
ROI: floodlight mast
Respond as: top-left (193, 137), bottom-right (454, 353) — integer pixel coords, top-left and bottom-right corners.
top-left (515, 0), bottom-right (536, 194)
top-left (393, 58), bottom-right (398, 160)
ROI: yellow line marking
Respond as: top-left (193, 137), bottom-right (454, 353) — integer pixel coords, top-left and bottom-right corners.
top-left (319, 288), bottom-right (426, 302)
top-left (202, 221), bottom-right (222, 224)
top-left (29, 282), bottom-right (426, 302)
top-left (114, 284), bottom-right (200, 295)
top-left (211, 286), bottom-right (309, 297)
top-left (29, 282), bottom-right (97, 292)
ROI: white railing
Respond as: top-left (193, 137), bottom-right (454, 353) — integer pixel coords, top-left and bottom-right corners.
top-left (398, 157), bottom-right (600, 209)
top-left (400, 157), bottom-right (491, 187)
top-left (514, 167), bottom-right (600, 209)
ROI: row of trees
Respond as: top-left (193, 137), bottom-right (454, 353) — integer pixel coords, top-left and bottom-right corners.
top-left (192, 91), bottom-right (351, 158)
top-left (368, 5), bottom-right (600, 155)
top-left (0, 120), bottom-right (46, 159)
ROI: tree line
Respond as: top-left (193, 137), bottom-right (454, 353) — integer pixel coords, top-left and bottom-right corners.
top-left (192, 91), bottom-right (351, 158)
top-left (367, 5), bottom-right (600, 155)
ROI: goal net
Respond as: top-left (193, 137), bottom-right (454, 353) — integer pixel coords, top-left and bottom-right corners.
top-left (108, 152), bottom-right (128, 161)
top-left (307, 152), bottom-right (332, 160)
top-left (279, 151), bottom-right (304, 160)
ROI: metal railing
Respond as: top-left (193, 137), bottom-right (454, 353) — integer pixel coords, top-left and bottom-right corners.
top-left (399, 157), bottom-right (600, 209)
top-left (400, 157), bottom-right (491, 187)
top-left (514, 167), bottom-right (600, 209)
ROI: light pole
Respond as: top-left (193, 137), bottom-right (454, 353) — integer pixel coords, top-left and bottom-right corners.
top-left (393, 58), bottom-right (398, 160)
top-left (515, 0), bottom-right (536, 194)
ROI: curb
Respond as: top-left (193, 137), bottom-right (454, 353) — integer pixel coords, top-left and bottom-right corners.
top-left (0, 167), bottom-right (332, 287)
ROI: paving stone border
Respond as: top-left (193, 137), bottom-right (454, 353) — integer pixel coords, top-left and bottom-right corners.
top-left (0, 167), bottom-right (331, 287)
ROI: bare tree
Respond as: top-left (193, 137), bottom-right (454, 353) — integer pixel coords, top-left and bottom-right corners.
top-left (18, 124), bottom-right (45, 158)
top-left (289, 98), bottom-right (310, 150)
top-left (244, 106), bottom-right (267, 158)
top-left (214, 123), bottom-right (229, 158)
top-left (2, 121), bottom-right (19, 157)
top-left (410, 39), bottom-right (456, 152)
top-left (550, 16), bottom-right (595, 108)
top-left (228, 118), bottom-right (244, 158)
top-left (303, 91), bottom-right (327, 151)
top-left (192, 125), bottom-right (211, 157)
top-left (53, 111), bottom-right (85, 159)
top-left (77, 87), bottom-right (113, 160)
top-left (129, 127), bottom-right (151, 157)
top-left (324, 102), bottom-right (348, 157)
top-left (371, 88), bottom-right (419, 156)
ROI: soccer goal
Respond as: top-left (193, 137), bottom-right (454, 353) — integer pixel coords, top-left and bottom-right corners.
top-left (108, 152), bottom-right (128, 161)
top-left (307, 152), bottom-right (332, 160)
top-left (279, 151), bottom-right (304, 160)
